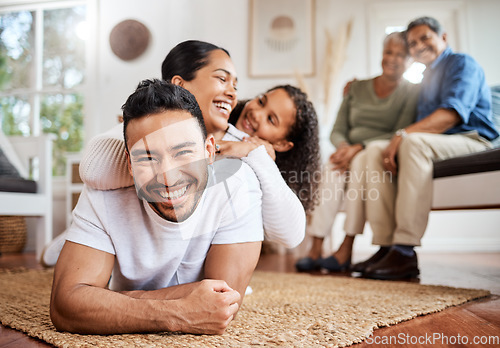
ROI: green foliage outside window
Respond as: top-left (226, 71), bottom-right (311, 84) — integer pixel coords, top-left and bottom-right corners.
top-left (0, 5), bottom-right (86, 176)
top-left (41, 94), bottom-right (84, 176)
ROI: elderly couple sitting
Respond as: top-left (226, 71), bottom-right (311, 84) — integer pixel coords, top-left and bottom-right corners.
top-left (296, 16), bottom-right (498, 280)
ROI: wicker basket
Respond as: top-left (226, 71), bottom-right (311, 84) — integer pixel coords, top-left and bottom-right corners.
top-left (0, 216), bottom-right (27, 253)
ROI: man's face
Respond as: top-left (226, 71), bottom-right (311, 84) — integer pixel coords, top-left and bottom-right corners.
top-left (126, 110), bottom-right (215, 222)
top-left (407, 24), bottom-right (447, 67)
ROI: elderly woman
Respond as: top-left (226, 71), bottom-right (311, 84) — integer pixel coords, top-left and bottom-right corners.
top-left (296, 31), bottom-right (420, 272)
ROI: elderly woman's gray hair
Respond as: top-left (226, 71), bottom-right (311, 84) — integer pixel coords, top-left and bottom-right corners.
top-left (383, 31), bottom-right (409, 54)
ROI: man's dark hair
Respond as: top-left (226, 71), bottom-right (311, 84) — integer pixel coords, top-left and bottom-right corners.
top-left (407, 16), bottom-right (444, 36)
top-left (161, 40), bottom-right (230, 82)
top-left (122, 79), bottom-right (207, 151)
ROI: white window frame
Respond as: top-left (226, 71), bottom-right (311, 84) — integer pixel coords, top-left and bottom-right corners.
top-left (0, 0), bottom-right (97, 173)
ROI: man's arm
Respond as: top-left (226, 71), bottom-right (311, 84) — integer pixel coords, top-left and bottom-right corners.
top-left (121, 242), bottom-right (261, 312)
top-left (204, 241), bottom-right (262, 308)
top-left (193, 160), bottom-right (263, 310)
top-left (382, 108), bottom-right (461, 174)
top-left (405, 108), bottom-right (461, 134)
top-left (50, 241), bottom-right (240, 335)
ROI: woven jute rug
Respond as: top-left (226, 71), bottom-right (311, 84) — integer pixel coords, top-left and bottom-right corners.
top-left (0, 268), bottom-right (490, 347)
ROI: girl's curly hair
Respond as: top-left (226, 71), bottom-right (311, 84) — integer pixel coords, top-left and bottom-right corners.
top-left (229, 85), bottom-right (321, 213)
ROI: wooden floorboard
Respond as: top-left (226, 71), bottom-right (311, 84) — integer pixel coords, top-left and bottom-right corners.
top-left (465, 296), bottom-right (500, 327)
top-left (353, 297), bottom-right (500, 347)
top-left (0, 326), bottom-right (51, 348)
top-left (1, 251), bottom-right (499, 347)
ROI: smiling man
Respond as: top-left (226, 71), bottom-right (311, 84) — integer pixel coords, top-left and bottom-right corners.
top-left (50, 80), bottom-right (263, 335)
top-left (352, 16), bottom-right (499, 280)
top-left (128, 115), bottom-right (210, 223)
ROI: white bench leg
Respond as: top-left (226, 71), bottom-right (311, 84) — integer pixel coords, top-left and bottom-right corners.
top-left (36, 213), bottom-right (53, 261)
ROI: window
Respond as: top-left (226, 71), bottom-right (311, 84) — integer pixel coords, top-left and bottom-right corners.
top-left (0, 1), bottom-right (87, 176)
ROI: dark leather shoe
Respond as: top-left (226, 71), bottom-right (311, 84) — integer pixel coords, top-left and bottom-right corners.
top-left (350, 247), bottom-right (390, 273)
top-left (363, 248), bottom-right (419, 280)
top-left (295, 257), bottom-right (322, 272)
top-left (320, 255), bottom-right (351, 272)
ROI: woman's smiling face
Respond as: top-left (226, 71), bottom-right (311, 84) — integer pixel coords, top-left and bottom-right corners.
top-left (381, 40), bottom-right (411, 81)
top-left (178, 49), bottom-right (238, 135)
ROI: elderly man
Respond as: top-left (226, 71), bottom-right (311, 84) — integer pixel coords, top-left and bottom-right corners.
top-left (50, 80), bottom-right (263, 334)
top-left (352, 16), bottom-right (499, 280)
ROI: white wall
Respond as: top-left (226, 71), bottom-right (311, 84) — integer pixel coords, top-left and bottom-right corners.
top-left (465, 0), bottom-right (500, 86)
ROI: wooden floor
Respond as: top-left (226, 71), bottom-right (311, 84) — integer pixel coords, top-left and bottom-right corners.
top-left (1, 251), bottom-right (499, 347)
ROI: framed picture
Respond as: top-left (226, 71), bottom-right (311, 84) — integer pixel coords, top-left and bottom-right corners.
top-left (249, 0), bottom-right (315, 77)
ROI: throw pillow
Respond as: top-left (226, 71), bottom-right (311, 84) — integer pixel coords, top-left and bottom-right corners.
top-left (491, 85), bottom-right (500, 148)
top-left (0, 147), bottom-right (21, 178)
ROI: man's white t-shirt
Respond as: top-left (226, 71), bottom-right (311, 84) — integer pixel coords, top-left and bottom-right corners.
top-left (66, 158), bottom-right (263, 291)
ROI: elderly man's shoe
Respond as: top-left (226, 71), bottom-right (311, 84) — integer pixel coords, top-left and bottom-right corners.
top-left (363, 248), bottom-right (419, 280)
top-left (350, 247), bottom-right (390, 273)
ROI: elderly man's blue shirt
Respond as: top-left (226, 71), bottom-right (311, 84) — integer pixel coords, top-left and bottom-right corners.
top-left (417, 47), bottom-right (499, 140)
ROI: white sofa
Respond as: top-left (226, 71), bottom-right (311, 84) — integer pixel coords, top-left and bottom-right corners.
top-left (432, 85), bottom-right (500, 210)
top-left (432, 147), bottom-right (500, 209)
top-left (0, 135), bottom-right (54, 259)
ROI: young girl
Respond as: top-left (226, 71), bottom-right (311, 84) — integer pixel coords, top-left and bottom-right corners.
top-left (79, 41), bottom-right (320, 250)
top-left (225, 85), bottom-right (320, 215)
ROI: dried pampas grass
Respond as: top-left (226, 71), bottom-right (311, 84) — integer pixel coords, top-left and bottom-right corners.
top-left (322, 18), bottom-right (353, 124)
top-left (295, 19), bottom-right (353, 126)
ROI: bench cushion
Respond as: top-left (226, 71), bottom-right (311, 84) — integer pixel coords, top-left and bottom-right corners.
top-left (433, 147), bottom-right (500, 179)
top-left (0, 148), bottom-right (21, 178)
top-left (0, 177), bottom-right (37, 193)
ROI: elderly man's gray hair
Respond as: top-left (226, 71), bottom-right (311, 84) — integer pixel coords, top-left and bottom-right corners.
top-left (407, 16), bottom-right (444, 36)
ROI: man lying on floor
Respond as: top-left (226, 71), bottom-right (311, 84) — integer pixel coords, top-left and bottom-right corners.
top-left (50, 80), bottom-right (263, 335)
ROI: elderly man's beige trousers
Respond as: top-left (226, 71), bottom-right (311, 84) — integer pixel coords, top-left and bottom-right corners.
top-left (365, 132), bottom-right (491, 246)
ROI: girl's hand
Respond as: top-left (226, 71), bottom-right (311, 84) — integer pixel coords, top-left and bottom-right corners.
top-left (242, 136), bottom-right (276, 161)
top-left (215, 140), bottom-right (258, 159)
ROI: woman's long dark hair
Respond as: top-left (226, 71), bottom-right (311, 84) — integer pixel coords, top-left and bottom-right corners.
top-left (161, 40), bottom-right (229, 82)
top-left (229, 85), bottom-right (321, 213)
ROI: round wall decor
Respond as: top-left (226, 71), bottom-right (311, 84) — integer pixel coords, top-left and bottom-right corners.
top-left (109, 19), bottom-right (150, 61)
